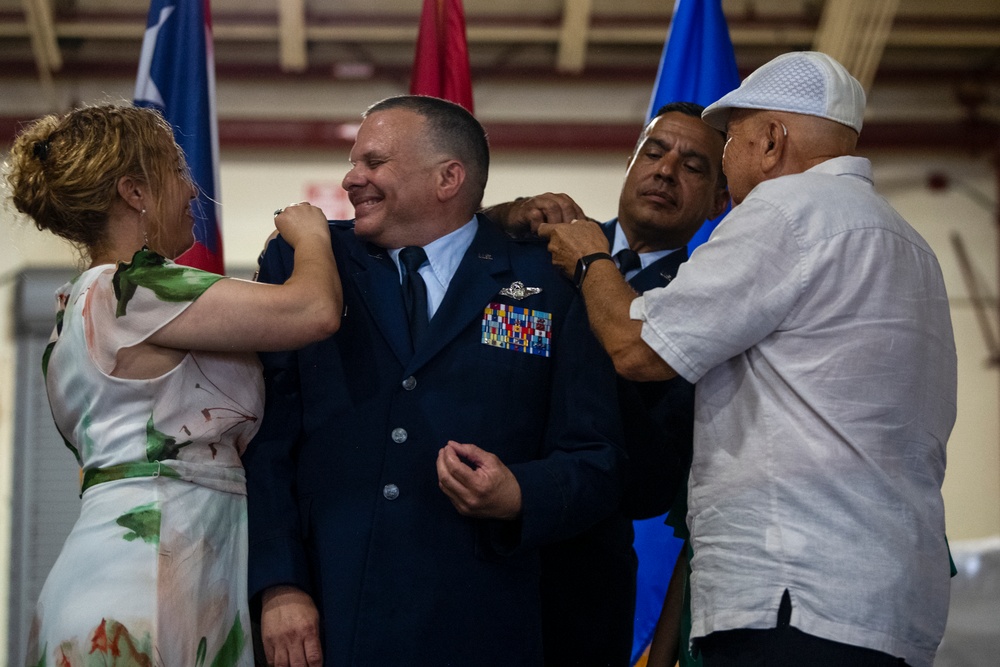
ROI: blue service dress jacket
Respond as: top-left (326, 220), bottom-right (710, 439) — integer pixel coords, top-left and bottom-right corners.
top-left (605, 220), bottom-right (693, 520)
top-left (244, 216), bottom-right (625, 666)
top-left (540, 219), bottom-right (694, 667)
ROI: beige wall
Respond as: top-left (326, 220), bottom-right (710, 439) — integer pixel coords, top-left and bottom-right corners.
top-left (876, 154), bottom-right (1000, 540)
top-left (1, 146), bottom-right (997, 653)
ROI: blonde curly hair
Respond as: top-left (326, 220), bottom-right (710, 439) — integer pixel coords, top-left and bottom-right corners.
top-left (5, 103), bottom-right (192, 260)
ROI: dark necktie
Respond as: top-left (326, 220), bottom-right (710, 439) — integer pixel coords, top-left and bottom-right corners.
top-left (614, 248), bottom-right (641, 276)
top-left (399, 246), bottom-right (430, 345)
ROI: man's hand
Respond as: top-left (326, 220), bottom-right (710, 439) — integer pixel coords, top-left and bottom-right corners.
top-left (511, 193), bottom-right (587, 234)
top-left (537, 219), bottom-right (612, 278)
top-left (436, 441), bottom-right (522, 519)
top-left (260, 585), bottom-right (323, 667)
top-left (485, 193), bottom-right (587, 237)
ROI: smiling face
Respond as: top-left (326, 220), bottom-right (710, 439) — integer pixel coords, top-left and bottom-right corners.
top-left (617, 112), bottom-right (728, 252)
top-left (341, 108), bottom-right (443, 248)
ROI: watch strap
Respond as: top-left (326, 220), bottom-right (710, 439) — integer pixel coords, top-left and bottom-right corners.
top-left (573, 252), bottom-right (614, 290)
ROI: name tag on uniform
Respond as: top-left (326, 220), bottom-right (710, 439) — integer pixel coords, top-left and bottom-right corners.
top-left (482, 302), bottom-right (553, 358)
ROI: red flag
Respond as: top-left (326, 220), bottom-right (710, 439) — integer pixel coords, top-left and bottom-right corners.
top-left (410, 0), bottom-right (474, 113)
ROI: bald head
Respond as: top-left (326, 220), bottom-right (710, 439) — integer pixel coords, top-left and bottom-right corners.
top-left (721, 108), bottom-right (859, 204)
top-left (779, 111), bottom-right (858, 158)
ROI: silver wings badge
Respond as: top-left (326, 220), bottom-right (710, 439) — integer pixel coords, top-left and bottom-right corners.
top-left (499, 281), bottom-right (542, 300)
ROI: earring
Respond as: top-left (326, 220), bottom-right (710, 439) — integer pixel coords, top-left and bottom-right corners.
top-left (140, 208), bottom-right (149, 247)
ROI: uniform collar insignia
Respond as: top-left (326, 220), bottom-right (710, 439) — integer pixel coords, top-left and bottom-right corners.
top-left (365, 243), bottom-right (387, 260)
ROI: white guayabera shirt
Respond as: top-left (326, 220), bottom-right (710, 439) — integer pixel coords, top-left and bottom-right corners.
top-left (632, 156), bottom-right (957, 667)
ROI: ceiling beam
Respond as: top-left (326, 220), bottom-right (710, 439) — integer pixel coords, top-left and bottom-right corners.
top-left (278, 0), bottom-right (308, 72)
top-left (20, 0), bottom-right (60, 108)
top-left (21, 0), bottom-right (61, 70)
top-left (0, 16), bottom-right (995, 50)
top-left (813, 0), bottom-right (899, 92)
top-left (556, 0), bottom-right (592, 74)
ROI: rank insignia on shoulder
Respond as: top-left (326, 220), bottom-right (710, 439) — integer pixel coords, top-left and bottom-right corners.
top-left (499, 281), bottom-right (542, 300)
top-left (482, 302), bottom-right (552, 358)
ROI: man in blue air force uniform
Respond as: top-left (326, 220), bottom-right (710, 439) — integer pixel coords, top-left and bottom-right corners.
top-left (485, 102), bottom-right (729, 666)
top-left (243, 95), bottom-right (624, 667)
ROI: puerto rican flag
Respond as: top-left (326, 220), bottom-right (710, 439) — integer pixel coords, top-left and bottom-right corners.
top-left (134, 0), bottom-right (224, 274)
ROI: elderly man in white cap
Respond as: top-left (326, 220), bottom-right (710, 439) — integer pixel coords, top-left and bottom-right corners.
top-left (538, 51), bottom-right (956, 667)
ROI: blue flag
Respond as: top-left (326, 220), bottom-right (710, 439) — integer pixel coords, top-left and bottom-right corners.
top-left (632, 1), bottom-right (739, 664)
top-left (646, 0), bottom-right (740, 253)
top-left (134, 0), bottom-right (224, 274)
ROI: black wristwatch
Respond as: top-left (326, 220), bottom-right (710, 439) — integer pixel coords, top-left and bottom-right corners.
top-left (573, 252), bottom-right (614, 290)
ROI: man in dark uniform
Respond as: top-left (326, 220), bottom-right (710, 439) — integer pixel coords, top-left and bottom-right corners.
top-left (485, 102), bottom-right (728, 666)
top-left (243, 95), bottom-right (625, 667)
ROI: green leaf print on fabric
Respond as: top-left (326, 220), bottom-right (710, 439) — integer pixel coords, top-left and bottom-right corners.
top-left (45, 291), bottom-right (81, 466)
top-left (209, 615), bottom-right (247, 667)
top-left (146, 414), bottom-right (193, 462)
top-left (41, 337), bottom-right (56, 378)
top-left (50, 408), bottom-right (82, 466)
top-left (44, 276), bottom-right (73, 377)
top-left (55, 410), bottom-right (95, 468)
top-left (29, 645), bottom-right (45, 667)
top-left (112, 249), bottom-right (223, 318)
top-left (54, 303), bottom-right (65, 334)
top-left (196, 637), bottom-right (208, 667)
top-left (49, 276), bottom-right (73, 341)
top-left (59, 432), bottom-right (82, 467)
top-left (81, 411), bottom-right (96, 460)
top-left (117, 502), bottom-right (161, 545)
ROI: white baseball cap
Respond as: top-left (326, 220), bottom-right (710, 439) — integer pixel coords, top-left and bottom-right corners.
top-left (702, 51), bottom-right (866, 134)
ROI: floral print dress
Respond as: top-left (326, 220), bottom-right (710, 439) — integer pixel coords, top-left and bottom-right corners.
top-left (26, 250), bottom-right (263, 667)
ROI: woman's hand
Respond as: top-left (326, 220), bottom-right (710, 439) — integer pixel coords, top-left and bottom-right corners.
top-left (273, 202), bottom-right (330, 249)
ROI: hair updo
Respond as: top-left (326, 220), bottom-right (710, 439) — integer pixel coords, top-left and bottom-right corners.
top-left (5, 103), bottom-right (187, 256)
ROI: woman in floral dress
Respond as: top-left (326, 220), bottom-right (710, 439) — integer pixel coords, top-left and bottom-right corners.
top-left (6, 104), bottom-right (341, 666)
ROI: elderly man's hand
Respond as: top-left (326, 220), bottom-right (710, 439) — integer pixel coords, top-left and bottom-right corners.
top-left (488, 192), bottom-right (587, 237)
top-left (436, 441), bottom-right (522, 520)
top-left (537, 219), bottom-right (612, 279)
top-left (513, 193), bottom-right (587, 233)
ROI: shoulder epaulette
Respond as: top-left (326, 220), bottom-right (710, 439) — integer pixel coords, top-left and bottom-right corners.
top-left (329, 219), bottom-right (356, 231)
